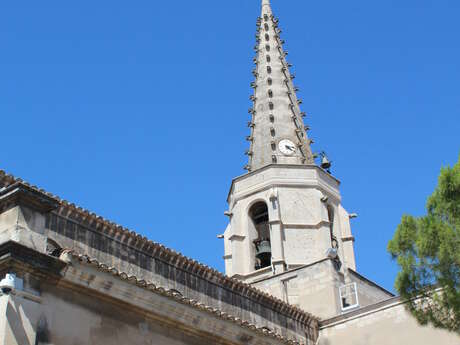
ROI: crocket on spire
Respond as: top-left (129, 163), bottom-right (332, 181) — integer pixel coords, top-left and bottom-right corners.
top-left (245, 0), bottom-right (315, 172)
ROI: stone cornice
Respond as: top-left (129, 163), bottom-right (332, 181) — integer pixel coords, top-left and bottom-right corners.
top-left (228, 234), bottom-right (246, 241)
top-left (232, 182), bottom-right (341, 208)
top-left (282, 221), bottom-right (330, 230)
top-left (232, 266), bottom-right (273, 281)
top-left (247, 258), bottom-right (331, 285)
top-left (228, 164), bottom-right (341, 202)
top-left (0, 182), bottom-right (60, 214)
top-left (0, 241), bottom-right (66, 279)
top-left (341, 236), bottom-right (355, 242)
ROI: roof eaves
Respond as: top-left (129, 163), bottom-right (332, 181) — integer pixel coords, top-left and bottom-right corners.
top-left (0, 169), bottom-right (318, 325)
top-left (71, 251), bottom-right (306, 345)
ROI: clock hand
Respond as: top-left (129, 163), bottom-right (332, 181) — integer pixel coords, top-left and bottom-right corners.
top-left (286, 145), bottom-right (295, 151)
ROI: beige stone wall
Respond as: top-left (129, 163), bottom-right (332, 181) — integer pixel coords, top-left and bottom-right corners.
top-left (319, 299), bottom-right (460, 345)
top-left (251, 260), bottom-right (343, 319)
top-left (250, 261), bottom-right (395, 321)
top-left (348, 270), bottom-right (393, 309)
top-left (3, 288), bottom-right (213, 345)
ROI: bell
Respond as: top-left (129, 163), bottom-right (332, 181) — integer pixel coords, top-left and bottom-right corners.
top-left (256, 240), bottom-right (271, 256)
top-left (255, 240), bottom-right (272, 268)
top-left (320, 152), bottom-right (332, 171)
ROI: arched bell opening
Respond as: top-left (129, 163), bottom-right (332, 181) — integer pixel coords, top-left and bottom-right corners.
top-left (249, 201), bottom-right (271, 270)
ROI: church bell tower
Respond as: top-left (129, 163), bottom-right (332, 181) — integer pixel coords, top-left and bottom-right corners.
top-left (223, 0), bottom-right (358, 317)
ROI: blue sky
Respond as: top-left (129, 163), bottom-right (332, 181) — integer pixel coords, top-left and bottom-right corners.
top-left (1, 0), bottom-right (459, 292)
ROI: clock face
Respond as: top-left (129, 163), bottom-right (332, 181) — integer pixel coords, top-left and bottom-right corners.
top-left (278, 139), bottom-right (297, 156)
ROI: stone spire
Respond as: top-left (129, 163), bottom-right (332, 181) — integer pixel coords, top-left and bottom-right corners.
top-left (245, 0), bottom-right (315, 172)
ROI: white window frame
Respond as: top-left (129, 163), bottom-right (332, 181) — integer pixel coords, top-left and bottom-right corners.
top-left (339, 282), bottom-right (359, 312)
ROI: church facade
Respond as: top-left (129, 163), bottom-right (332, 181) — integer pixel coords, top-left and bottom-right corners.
top-left (0, 1), bottom-right (458, 344)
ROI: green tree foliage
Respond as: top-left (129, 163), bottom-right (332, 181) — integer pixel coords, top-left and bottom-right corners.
top-left (388, 156), bottom-right (460, 333)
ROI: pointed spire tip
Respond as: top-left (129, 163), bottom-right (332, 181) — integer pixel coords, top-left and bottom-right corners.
top-left (262, 0), bottom-right (272, 15)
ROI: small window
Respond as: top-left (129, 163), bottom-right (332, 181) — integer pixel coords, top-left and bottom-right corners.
top-left (264, 23), bottom-right (269, 31)
top-left (339, 283), bottom-right (359, 311)
top-left (265, 34), bottom-right (270, 41)
top-left (267, 78), bottom-right (272, 85)
top-left (266, 55), bottom-right (271, 63)
top-left (269, 102), bottom-right (274, 110)
top-left (267, 66), bottom-right (272, 74)
top-left (265, 45), bottom-right (270, 52)
top-left (264, 14), bottom-right (269, 21)
top-left (270, 127), bottom-right (276, 137)
top-left (268, 89), bottom-right (273, 98)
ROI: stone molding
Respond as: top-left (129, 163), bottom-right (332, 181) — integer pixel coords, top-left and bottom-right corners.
top-left (231, 180), bottom-right (341, 206)
top-left (0, 240), bottom-right (67, 279)
top-left (341, 236), bottom-right (355, 242)
top-left (228, 234), bottom-right (246, 241)
top-left (247, 258), bottom-right (331, 284)
top-left (233, 266), bottom-right (273, 281)
top-left (282, 220), bottom-right (330, 230)
top-left (0, 182), bottom-right (59, 214)
top-left (228, 164), bottom-right (341, 201)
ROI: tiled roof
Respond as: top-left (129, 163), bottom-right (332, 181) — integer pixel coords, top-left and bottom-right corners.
top-left (71, 251), bottom-right (306, 345)
top-left (0, 169), bottom-right (318, 343)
